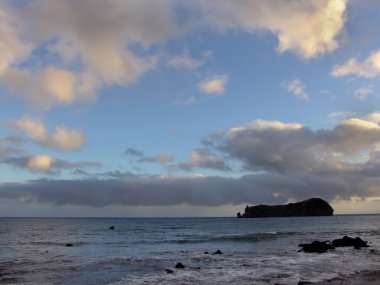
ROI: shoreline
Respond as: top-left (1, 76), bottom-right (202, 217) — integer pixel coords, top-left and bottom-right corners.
top-left (312, 270), bottom-right (380, 285)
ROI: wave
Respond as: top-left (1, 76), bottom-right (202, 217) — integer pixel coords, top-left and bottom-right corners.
top-left (171, 232), bottom-right (297, 244)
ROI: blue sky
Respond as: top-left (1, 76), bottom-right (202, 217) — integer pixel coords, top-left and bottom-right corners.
top-left (1, 0), bottom-right (380, 216)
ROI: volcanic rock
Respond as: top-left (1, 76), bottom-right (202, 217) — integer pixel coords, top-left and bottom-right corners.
top-left (239, 198), bottom-right (333, 218)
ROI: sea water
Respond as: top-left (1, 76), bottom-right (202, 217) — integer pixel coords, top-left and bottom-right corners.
top-left (0, 215), bottom-right (379, 284)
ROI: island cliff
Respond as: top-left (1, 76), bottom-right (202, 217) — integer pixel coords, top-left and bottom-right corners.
top-left (237, 198), bottom-right (334, 218)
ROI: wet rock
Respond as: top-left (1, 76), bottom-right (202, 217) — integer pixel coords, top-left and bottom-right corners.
top-left (204, 251), bottom-right (209, 254)
top-left (165, 269), bottom-right (174, 274)
top-left (175, 262), bottom-right (185, 269)
top-left (212, 249), bottom-right (223, 255)
top-left (65, 243), bottom-right (74, 247)
top-left (109, 226), bottom-right (115, 230)
top-left (332, 236), bottom-right (368, 248)
top-left (298, 241), bottom-right (334, 253)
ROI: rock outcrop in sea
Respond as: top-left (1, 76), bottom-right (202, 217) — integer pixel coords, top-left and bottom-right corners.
top-left (237, 198), bottom-right (334, 218)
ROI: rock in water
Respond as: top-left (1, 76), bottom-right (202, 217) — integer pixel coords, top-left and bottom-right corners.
top-left (298, 241), bottom-right (335, 253)
top-left (332, 236), bottom-right (368, 248)
top-left (175, 262), bottom-right (185, 269)
top-left (109, 226), bottom-right (115, 230)
top-left (238, 198), bottom-right (333, 218)
top-left (65, 243), bottom-right (74, 247)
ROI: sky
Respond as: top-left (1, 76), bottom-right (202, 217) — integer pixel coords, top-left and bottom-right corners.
top-left (1, 0), bottom-right (380, 217)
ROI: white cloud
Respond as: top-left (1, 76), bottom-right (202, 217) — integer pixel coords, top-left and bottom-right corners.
top-left (354, 85), bottom-right (374, 100)
top-left (199, 74), bottom-right (228, 95)
top-left (27, 155), bottom-right (55, 172)
top-left (14, 117), bottom-right (85, 151)
top-left (285, 79), bottom-right (309, 100)
top-left (328, 111), bottom-right (356, 123)
top-left (331, 50), bottom-right (380, 78)
top-left (194, 0), bottom-right (347, 59)
top-left (0, 66), bottom-right (98, 110)
top-left (167, 50), bottom-right (204, 69)
top-left (0, 0), bottom-right (177, 109)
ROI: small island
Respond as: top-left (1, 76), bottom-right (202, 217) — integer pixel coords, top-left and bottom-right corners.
top-left (237, 198), bottom-right (334, 218)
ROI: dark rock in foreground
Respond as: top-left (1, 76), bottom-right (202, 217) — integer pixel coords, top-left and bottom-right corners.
top-left (299, 235), bottom-right (370, 253)
top-left (65, 243), bottom-right (74, 247)
top-left (175, 262), bottom-right (185, 269)
top-left (298, 241), bottom-right (335, 253)
top-left (212, 249), bottom-right (223, 255)
top-left (332, 236), bottom-right (368, 249)
top-left (109, 226), bottom-right (115, 230)
top-left (238, 198), bottom-right (333, 218)
top-left (165, 269), bottom-right (174, 274)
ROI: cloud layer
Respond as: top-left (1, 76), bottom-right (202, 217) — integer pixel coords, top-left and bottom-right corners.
top-left (1, 113), bottom-right (380, 209)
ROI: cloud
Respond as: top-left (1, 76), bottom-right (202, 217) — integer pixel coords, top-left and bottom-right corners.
top-left (0, 164), bottom-right (379, 208)
top-left (174, 96), bottom-right (197, 105)
top-left (199, 74), bottom-right (228, 95)
top-left (209, 115), bottom-right (380, 174)
top-left (4, 154), bottom-right (101, 174)
top-left (0, 1), bottom-right (348, 110)
top-left (14, 117), bottom-right (85, 151)
top-left (1, 113), bottom-right (380, 210)
top-left (331, 50), bottom-right (380, 78)
top-left (174, 150), bottom-right (230, 171)
top-left (124, 147), bottom-right (174, 164)
top-left (0, 0), bottom-right (177, 109)
top-left (194, 0), bottom-right (347, 59)
top-left (0, 136), bottom-right (26, 159)
top-left (167, 50), bottom-right (204, 69)
top-left (285, 79), bottom-right (309, 100)
top-left (328, 111), bottom-right (357, 123)
top-left (0, 67), bottom-right (98, 110)
top-left (354, 85), bottom-right (374, 100)
top-left (0, 3), bottom-right (31, 75)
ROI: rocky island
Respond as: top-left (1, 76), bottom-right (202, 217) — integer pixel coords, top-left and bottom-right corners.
top-left (237, 198), bottom-right (334, 218)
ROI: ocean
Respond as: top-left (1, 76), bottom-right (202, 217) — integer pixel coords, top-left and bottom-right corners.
top-left (0, 215), bottom-right (379, 284)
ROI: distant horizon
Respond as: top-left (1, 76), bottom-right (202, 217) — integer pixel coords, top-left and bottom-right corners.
top-left (1, 213), bottom-right (380, 219)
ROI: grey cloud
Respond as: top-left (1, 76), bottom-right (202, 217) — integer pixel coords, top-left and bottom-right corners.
top-left (0, 162), bottom-right (379, 207)
top-left (124, 147), bottom-right (174, 164)
top-left (0, 135), bottom-right (26, 145)
top-left (0, 136), bottom-right (27, 159)
top-left (211, 117), bottom-right (380, 174)
top-left (140, 155), bottom-right (174, 164)
top-left (3, 155), bottom-right (101, 175)
top-left (124, 147), bottom-right (144, 157)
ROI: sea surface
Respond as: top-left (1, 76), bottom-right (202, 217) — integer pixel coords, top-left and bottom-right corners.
top-left (0, 215), bottom-right (379, 284)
